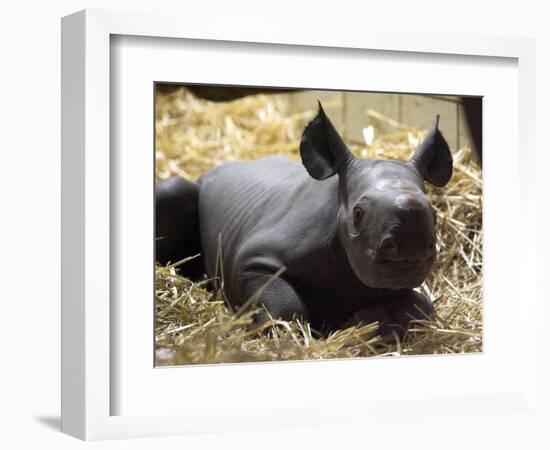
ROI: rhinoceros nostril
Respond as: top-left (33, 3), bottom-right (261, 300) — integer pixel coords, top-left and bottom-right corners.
top-left (378, 237), bottom-right (397, 258)
top-left (381, 237), bottom-right (396, 248)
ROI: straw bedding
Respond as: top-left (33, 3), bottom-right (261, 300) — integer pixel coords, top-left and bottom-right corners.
top-left (154, 88), bottom-right (482, 366)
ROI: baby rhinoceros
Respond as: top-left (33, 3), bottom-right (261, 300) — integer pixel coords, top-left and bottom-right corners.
top-left (156, 103), bottom-right (453, 341)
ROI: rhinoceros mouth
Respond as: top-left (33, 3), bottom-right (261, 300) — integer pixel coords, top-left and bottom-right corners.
top-left (369, 272), bottom-right (427, 289)
top-left (346, 246), bottom-right (435, 289)
top-left (364, 257), bottom-right (435, 289)
top-left (376, 257), bottom-right (434, 270)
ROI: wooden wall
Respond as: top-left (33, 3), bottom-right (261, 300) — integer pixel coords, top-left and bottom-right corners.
top-left (288, 90), bottom-right (472, 150)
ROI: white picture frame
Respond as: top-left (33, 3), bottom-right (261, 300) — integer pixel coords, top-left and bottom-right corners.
top-left (61, 9), bottom-right (540, 442)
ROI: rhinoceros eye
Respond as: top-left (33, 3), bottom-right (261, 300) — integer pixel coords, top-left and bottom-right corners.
top-left (353, 206), bottom-right (364, 226)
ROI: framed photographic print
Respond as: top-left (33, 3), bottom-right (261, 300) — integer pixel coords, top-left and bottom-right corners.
top-left (61, 9), bottom-right (540, 442)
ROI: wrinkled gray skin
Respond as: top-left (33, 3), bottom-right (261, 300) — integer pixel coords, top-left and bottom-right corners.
top-left (157, 103), bottom-right (453, 339)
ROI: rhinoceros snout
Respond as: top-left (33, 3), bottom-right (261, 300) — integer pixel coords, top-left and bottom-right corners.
top-left (376, 233), bottom-right (435, 264)
top-left (371, 192), bottom-right (436, 262)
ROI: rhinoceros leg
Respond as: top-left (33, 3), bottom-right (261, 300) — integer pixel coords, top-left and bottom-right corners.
top-left (346, 290), bottom-right (433, 343)
top-left (385, 290), bottom-right (434, 331)
top-left (238, 271), bottom-right (309, 324)
top-left (155, 175), bottom-right (205, 279)
top-left (342, 305), bottom-right (394, 339)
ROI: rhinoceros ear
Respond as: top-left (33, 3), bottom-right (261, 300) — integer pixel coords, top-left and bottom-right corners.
top-left (300, 101), bottom-right (353, 180)
top-left (409, 115), bottom-right (453, 187)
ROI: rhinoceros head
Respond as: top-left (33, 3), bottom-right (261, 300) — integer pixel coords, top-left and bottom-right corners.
top-left (299, 102), bottom-right (453, 289)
